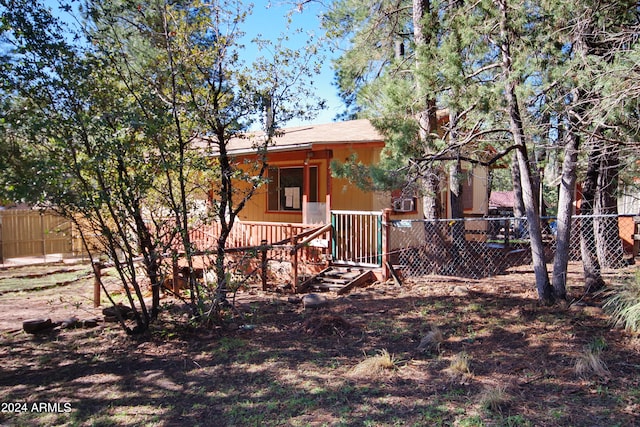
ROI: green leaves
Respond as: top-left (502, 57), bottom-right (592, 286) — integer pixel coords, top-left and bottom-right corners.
top-left (2, 0), bottom-right (325, 328)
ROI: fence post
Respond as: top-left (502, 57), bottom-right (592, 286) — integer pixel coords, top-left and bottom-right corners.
top-left (0, 213), bottom-right (3, 264)
top-left (290, 233), bottom-right (298, 292)
top-left (172, 257), bottom-right (180, 293)
top-left (92, 261), bottom-right (102, 307)
top-left (260, 240), bottom-right (268, 291)
top-left (633, 216), bottom-right (640, 259)
top-left (504, 218), bottom-right (511, 248)
top-left (40, 211), bottom-right (46, 262)
top-left (331, 213), bottom-right (337, 263)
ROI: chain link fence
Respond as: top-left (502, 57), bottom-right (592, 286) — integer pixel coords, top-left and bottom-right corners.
top-left (388, 214), bottom-right (638, 280)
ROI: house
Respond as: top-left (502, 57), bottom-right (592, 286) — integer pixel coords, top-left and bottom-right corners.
top-left (209, 118), bottom-right (490, 226)
top-left (195, 118), bottom-right (492, 287)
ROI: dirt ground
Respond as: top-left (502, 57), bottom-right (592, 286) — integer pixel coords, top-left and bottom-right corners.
top-left (0, 261), bottom-right (639, 426)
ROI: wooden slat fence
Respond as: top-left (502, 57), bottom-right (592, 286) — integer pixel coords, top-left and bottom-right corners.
top-left (0, 209), bottom-right (82, 261)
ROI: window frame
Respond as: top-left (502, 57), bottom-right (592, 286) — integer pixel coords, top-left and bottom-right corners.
top-left (267, 165), bottom-right (318, 212)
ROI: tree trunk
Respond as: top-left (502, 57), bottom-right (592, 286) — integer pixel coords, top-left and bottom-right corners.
top-left (511, 152), bottom-right (526, 237)
top-left (421, 172), bottom-right (441, 220)
top-left (551, 112), bottom-right (579, 300)
top-left (413, 0), bottom-right (440, 220)
top-left (513, 137), bottom-right (553, 303)
top-left (449, 159), bottom-right (465, 238)
top-left (497, 0), bottom-right (552, 303)
top-left (448, 109), bottom-right (465, 261)
top-left (580, 146), bottom-right (605, 293)
top-left (595, 142), bottom-right (625, 269)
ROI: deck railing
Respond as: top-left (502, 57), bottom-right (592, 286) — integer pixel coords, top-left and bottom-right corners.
top-left (188, 220), bottom-right (332, 290)
top-left (189, 220), bottom-right (321, 250)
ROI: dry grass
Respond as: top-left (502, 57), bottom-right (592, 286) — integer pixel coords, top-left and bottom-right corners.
top-left (604, 275), bottom-right (640, 334)
top-left (301, 312), bottom-right (351, 336)
top-left (349, 349), bottom-right (400, 378)
top-left (446, 351), bottom-right (473, 383)
top-left (575, 339), bottom-right (610, 379)
top-left (478, 384), bottom-right (512, 413)
top-left (416, 324), bottom-right (444, 354)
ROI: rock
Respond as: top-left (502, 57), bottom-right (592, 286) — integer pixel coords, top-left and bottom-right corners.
top-left (287, 296), bottom-right (302, 304)
top-left (302, 293), bottom-right (328, 309)
top-left (81, 318), bottom-right (99, 328)
top-left (59, 317), bottom-right (79, 329)
top-left (276, 283), bottom-right (293, 293)
top-left (23, 318), bottom-right (54, 334)
top-left (451, 286), bottom-right (469, 296)
top-left (102, 303), bottom-right (134, 319)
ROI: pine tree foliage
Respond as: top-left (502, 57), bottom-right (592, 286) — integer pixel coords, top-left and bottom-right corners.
top-left (324, 0), bottom-right (640, 302)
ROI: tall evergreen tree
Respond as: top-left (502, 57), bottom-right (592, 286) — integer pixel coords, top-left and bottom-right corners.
top-left (323, 0), bottom-right (447, 219)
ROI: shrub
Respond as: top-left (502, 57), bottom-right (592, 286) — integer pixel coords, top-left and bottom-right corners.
top-left (446, 351), bottom-right (473, 383)
top-left (603, 272), bottom-right (640, 334)
top-left (417, 324), bottom-right (444, 354)
top-left (478, 384), bottom-right (512, 413)
top-left (574, 337), bottom-right (609, 378)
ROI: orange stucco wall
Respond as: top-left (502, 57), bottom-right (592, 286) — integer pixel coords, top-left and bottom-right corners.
top-left (219, 144), bottom-right (490, 224)
top-left (226, 145), bottom-right (383, 223)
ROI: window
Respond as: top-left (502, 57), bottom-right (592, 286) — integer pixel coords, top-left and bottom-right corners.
top-left (267, 166), bottom-right (318, 211)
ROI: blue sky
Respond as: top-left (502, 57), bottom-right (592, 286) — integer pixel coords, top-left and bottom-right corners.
top-left (44, 0), bottom-right (344, 127)
top-left (242, 2), bottom-right (344, 126)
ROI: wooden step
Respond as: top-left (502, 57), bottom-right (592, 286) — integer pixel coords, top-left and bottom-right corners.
top-left (297, 266), bottom-right (376, 294)
top-left (337, 269), bottom-right (374, 295)
top-left (310, 283), bottom-right (346, 292)
top-left (320, 277), bottom-right (350, 285)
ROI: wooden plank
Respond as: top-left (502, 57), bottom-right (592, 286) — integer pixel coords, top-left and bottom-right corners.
top-left (331, 210), bottom-right (382, 216)
top-left (312, 283), bottom-right (344, 291)
top-left (386, 261), bottom-right (403, 286)
top-left (296, 267), bottom-right (332, 293)
top-left (320, 277), bottom-right (349, 284)
top-left (325, 270), bottom-right (346, 277)
top-left (340, 271), bottom-right (363, 279)
top-left (337, 270), bottom-right (374, 295)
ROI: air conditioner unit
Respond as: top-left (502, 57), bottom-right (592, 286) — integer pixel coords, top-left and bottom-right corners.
top-left (393, 198), bottom-right (415, 212)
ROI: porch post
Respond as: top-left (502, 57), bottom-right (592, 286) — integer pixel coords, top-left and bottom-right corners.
top-left (303, 157), bottom-right (310, 224)
top-left (381, 209), bottom-right (392, 281)
top-left (326, 150), bottom-right (333, 224)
